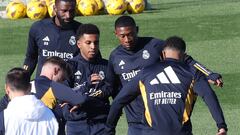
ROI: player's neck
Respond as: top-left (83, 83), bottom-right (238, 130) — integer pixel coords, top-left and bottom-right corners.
top-left (54, 17), bottom-right (61, 27)
top-left (163, 50), bottom-right (181, 60)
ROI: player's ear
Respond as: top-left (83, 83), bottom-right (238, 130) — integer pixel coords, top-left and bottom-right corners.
top-left (114, 30), bottom-right (118, 36)
top-left (160, 51), bottom-right (164, 61)
top-left (136, 26), bottom-right (139, 34)
top-left (5, 84), bottom-right (9, 95)
top-left (5, 84), bottom-right (11, 99)
top-left (162, 50), bottom-right (166, 60)
top-left (77, 40), bottom-right (81, 49)
top-left (54, 67), bottom-right (59, 76)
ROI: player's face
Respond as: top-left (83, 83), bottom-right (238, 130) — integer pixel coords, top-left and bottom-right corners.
top-left (115, 26), bottom-right (138, 51)
top-left (77, 34), bottom-right (99, 61)
top-left (54, 1), bottom-right (76, 27)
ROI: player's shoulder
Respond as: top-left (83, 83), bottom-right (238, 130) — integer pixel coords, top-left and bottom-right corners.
top-left (108, 46), bottom-right (129, 65)
top-left (143, 62), bottom-right (164, 73)
top-left (148, 37), bottom-right (164, 47)
top-left (71, 54), bottom-right (80, 61)
top-left (167, 60), bottom-right (194, 78)
top-left (71, 20), bottom-right (82, 30)
top-left (143, 59), bottom-right (191, 74)
top-left (139, 37), bottom-right (164, 52)
top-left (31, 18), bottom-right (51, 27)
top-left (99, 58), bottom-right (108, 65)
top-left (68, 55), bottom-right (81, 65)
top-left (109, 46), bottom-right (122, 57)
top-left (140, 37), bottom-right (164, 44)
top-left (34, 76), bottom-right (52, 89)
top-left (30, 18), bottom-right (52, 32)
top-left (72, 20), bottom-right (82, 26)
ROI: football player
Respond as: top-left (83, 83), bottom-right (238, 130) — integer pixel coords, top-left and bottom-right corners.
top-left (105, 36), bottom-right (227, 135)
top-left (103, 15), bottom-right (223, 135)
top-left (62, 24), bottom-right (110, 135)
top-left (23, 0), bottom-right (81, 77)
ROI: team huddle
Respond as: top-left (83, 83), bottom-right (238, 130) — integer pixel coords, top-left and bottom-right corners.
top-left (0, 0), bottom-right (227, 135)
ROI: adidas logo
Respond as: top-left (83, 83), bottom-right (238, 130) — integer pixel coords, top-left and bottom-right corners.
top-left (43, 36), bottom-right (50, 42)
top-left (119, 60), bottom-right (125, 66)
top-left (74, 70), bottom-right (82, 76)
top-left (150, 66), bottom-right (181, 85)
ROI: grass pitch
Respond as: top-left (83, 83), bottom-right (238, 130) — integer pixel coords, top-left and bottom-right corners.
top-left (0, 0), bottom-right (239, 134)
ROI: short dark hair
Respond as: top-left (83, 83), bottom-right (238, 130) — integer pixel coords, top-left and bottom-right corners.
top-left (163, 36), bottom-right (186, 53)
top-left (76, 23), bottom-right (100, 40)
top-left (115, 15), bottom-right (136, 29)
top-left (55, 0), bottom-right (76, 6)
top-left (43, 56), bottom-right (71, 80)
top-left (6, 68), bottom-right (30, 92)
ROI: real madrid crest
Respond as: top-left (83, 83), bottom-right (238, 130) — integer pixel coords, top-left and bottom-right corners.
top-left (142, 50), bottom-right (150, 59)
top-left (69, 36), bottom-right (76, 46)
top-left (99, 71), bottom-right (105, 80)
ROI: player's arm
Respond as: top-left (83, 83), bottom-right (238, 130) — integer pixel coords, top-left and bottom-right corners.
top-left (23, 25), bottom-right (39, 76)
top-left (185, 55), bottom-right (223, 87)
top-left (0, 94), bottom-right (10, 112)
top-left (105, 77), bottom-right (141, 135)
top-left (0, 111), bottom-right (4, 135)
top-left (65, 60), bottom-right (77, 88)
top-left (193, 72), bottom-right (227, 133)
top-left (100, 58), bottom-right (121, 98)
top-left (41, 81), bottom-right (90, 109)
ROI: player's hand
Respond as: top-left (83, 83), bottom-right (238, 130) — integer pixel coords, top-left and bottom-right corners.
top-left (207, 73), bottom-right (223, 87)
top-left (104, 124), bottom-right (116, 135)
top-left (216, 128), bottom-right (227, 135)
top-left (215, 78), bottom-right (223, 87)
top-left (208, 78), bottom-right (223, 88)
top-left (90, 73), bottom-right (103, 84)
top-left (69, 105), bottom-right (80, 113)
top-left (60, 103), bottom-right (80, 113)
top-left (60, 102), bottom-right (68, 108)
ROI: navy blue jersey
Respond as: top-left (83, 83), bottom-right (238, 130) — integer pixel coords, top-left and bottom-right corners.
top-left (106, 37), bottom-right (164, 123)
top-left (0, 76), bottom-right (87, 113)
top-left (106, 59), bottom-right (227, 135)
top-left (0, 111), bottom-right (4, 135)
top-left (0, 95), bottom-right (9, 112)
top-left (105, 37), bottom-right (221, 125)
top-left (36, 77), bottom-right (88, 109)
top-left (64, 54), bottom-right (110, 121)
top-left (23, 17), bottom-right (81, 77)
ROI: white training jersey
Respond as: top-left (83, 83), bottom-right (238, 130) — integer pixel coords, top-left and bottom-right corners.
top-left (4, 95), bottom-right (58, 135)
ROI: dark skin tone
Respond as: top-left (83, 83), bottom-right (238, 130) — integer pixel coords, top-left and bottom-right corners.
top-left (54, 0), bottom-right (76, 27)
top-left (114, 25), bottom-right (223, 87)
top-left (114, 26), bottom-right (138, 51)
top-left (61, 34), bottom-right (103, 112)
top-left (77, 33), bottom-right (102, 84)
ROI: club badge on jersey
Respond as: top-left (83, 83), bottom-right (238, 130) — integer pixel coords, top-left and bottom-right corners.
top-left (99, 71), bottom-right (105, 80)
top-left (69, 36), bottom-right (76, 46)
top-left (142, 50), bottom-right (150, 59)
